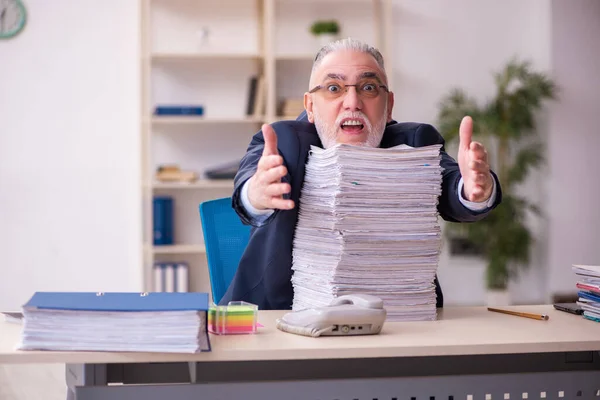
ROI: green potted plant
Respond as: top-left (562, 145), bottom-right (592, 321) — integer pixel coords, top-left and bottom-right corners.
top-left (310, 20), bottom-right (340, 47)
top-left (437, 59), bottom-right (557, 305)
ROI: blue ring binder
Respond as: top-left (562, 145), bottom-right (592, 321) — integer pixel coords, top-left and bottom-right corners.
top-left (153, 196), bottom-right (174, 245)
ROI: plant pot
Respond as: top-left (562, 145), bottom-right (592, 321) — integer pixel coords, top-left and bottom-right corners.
top-left (486, 289), bottom-right (510, 306)
top-left (315, 33), bottom-right (338, 48)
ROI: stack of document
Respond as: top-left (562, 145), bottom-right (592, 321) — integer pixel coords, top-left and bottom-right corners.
top-left (572, 264), bottom-right (600, 322)
top-left (1, 311), bottom-right (23, 324)
top-left (291, 143), bottom-right (443, 321)
top-left (18, 292), bottom-right (211, 353)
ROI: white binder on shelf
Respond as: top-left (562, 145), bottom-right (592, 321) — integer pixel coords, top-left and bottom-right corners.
top-left (165, 264), bottom-right (175, 293)
top-left (176, 262), bottom-right (189, 293)
top-left (154, 262), bottom-right (189, 293)
top-left (153, 263), bottom-right (165, 292)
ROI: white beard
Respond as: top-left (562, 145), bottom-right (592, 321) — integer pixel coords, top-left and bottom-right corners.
top-left (313, 104), bottom-right (388, 149)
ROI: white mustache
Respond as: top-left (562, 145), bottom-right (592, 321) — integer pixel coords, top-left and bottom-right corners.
top-left (335, 112), bottom-right (373, 132)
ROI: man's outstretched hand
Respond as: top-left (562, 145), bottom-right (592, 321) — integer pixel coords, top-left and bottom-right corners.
top-left (457, 116), bottom-right (494, 203)
top-left (247, 124), bottom-right (295, 211)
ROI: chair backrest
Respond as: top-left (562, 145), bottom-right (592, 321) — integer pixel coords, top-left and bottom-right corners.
top-left (199, 197), bottom-right (251, 304)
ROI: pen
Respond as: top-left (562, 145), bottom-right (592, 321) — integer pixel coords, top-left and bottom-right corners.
top-left (487, 307), bottom-right (549, 321)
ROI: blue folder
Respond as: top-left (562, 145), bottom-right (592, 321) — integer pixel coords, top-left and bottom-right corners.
top-left (23, 292), bottom-right (209, 312)
top-left (154, 106), bottom-right (204, 116)
top-left (578, 290), bottom-right (600, 303)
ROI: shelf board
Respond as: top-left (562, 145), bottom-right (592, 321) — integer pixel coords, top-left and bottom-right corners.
top-left (278, 0), bottom-right (373, 2)
top-left (151, 116), bottom-right (264, 125)
top-left (152, 180), bottom-right (234, 190)
top-left (271, 116), bottom-right (301, 123)
top-left (275, 54), bottom-right (315, 61)
top-left (151, 53), bottom-right (263, 61)
top-left (152, 244), bottom-right (206, 255)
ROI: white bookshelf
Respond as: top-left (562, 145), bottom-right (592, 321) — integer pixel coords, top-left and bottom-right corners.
top-left (140, 0), bottom-right (393, 294)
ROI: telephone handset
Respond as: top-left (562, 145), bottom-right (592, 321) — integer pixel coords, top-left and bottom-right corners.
top-left (330, 294), bottom-right (384, 309)
top-left (275, 294), bottom-right (387, 337)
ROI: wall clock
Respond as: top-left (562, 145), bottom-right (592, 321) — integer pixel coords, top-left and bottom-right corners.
top-left (0, 0), bottom-right (27, 39)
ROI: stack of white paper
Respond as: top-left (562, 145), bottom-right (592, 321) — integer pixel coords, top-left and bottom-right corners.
top-left (291, 143), bottom-right (444, 321)
top-left (19, 309), bottom-right (210, 353)
top-left (572, 264), bottom-right (600, 322)
top-left (18, 292), bottom-right (211, 353)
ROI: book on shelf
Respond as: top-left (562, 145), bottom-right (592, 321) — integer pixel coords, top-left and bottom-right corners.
top-left (154, 105), bottom-right (204, 116)
top-left (245, 76), bottom-right (258, 116)
top-left (279, 98), bottom-right (304, 119)
top-left (18, 292), bottom-right (210, 353)
top-left (156, 164), bottom-right (198, 183)
top-left (252, 76), bottom-right (266, 118)
top-left (153, 196), bottom-right (174, 246)
top-left (245, 75), bottom-right (265, 118)
top-left (154, 262), bottom-right (189, 293)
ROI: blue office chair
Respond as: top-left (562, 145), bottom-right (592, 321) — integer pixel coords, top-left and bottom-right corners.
top-left (199, 197), bottom-right (251, 304)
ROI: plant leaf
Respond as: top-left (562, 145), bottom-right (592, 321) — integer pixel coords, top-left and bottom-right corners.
top-left (507, 143), bottom-right (545, 186)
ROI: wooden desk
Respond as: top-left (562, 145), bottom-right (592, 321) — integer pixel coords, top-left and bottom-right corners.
top-left (2, 306), bottom-right (600, 400)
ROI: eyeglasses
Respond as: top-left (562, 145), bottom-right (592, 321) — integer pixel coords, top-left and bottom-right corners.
top-left (309, 80), bottom-right (389, 99)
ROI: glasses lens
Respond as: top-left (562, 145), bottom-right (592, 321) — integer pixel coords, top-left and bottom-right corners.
top-left (322, 82), bottom-right (344, 99)
top-left (357, 80), bottom-right (381, 98)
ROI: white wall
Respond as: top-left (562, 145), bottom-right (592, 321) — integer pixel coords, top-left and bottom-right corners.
top-left (391, 0), bottom-right (552, 122)
top-left (0, 1), bottom-right (141, 310)
top-left (546, 0), bottom-right (600, 296)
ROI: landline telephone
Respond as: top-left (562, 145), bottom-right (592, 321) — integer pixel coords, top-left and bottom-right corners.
top-left (275, 294), bottom-right (386, 337)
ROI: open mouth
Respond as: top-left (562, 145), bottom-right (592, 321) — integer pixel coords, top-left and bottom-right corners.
top-left (340, 119), bottom-right (365, 134)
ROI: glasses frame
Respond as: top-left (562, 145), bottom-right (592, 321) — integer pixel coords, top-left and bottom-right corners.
top-left (308, 81), bottom-right (389, 98)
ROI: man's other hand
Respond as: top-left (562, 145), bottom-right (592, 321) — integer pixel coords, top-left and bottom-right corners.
top-left (247, 124), bottom-right (295, 211)
top-left (457, 116), bottom-right (494, 202)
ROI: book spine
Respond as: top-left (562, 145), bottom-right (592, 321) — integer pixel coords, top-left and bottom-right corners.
top-left (245, 76), bottom-right (258, 116)
top-left (153, 196), bottom-right (174, 245)
top-left (154, 106), bottom-right (204, 116)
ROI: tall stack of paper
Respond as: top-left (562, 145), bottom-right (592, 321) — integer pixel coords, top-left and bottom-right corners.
top-left (291, 143), bottom-right (443, 321)
top-left (18, 292), bottom-right (211, 353)
top-left (572, 264), bottom-right (600, 322)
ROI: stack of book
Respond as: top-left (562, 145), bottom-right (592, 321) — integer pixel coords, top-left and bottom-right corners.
top-left (572, 264), bottom-right (600, 322)
top-left (279, 98), bottom-right (304, 119)
top-left (291, 143), bottom-right (443, 321)
top-left (155, 164), bottom-right (198, 184)
top-left (18, 292), bottom-right (211, 353)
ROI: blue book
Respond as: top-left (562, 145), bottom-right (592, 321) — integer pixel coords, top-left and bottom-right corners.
top-left (20, 292), bottom-right (211, 353)
top-left (24, 292), bottom-right (209, 312)
top-left (584, 314), bottom-right (600, 323)
top-left (578, 290), bottom-right (600, 303)
top-left (154, 105), bottom-right (204, 116)
top-left (153, 196), bottom-right (174, 245)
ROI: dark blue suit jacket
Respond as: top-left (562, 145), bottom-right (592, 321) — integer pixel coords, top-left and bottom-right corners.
top-left (220, 116), bottom-right (502, 309)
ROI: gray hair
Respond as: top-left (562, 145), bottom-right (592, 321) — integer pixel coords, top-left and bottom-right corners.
top-left (310, 38), bottom-right (386, 85)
